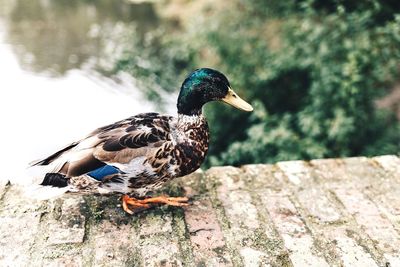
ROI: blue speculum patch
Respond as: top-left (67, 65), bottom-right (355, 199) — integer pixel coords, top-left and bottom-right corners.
top-left (87, 165), bottom-right (120, 181)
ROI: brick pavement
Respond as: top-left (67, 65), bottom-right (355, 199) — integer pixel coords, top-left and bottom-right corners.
top-left (0, 155), bottom-right (399, 266)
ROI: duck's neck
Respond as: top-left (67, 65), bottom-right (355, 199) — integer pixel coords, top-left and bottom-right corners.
top-left (177, 105), bottom-right (202, 116)
top-left (177, 84), bottom-right (205, 116)
top-left (177, 113), bottom-right (205, 128)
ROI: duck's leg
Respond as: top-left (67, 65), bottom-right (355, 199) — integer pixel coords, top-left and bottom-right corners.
top-left (122, 195), bottom-right (150, 214)
top-left (122, 195), bottom-right (189, 214)
top-left (137, 196), bottom-right (189, 206)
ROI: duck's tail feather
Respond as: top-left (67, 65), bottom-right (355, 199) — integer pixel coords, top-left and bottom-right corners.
top-left (20, 168), bottom-right (72, 200)
top-left (30, 142), bottom-right (79, 167)
top-left (40, 173), bottom-right (68, 187)
top-left (24, 161), bottom-right (66, 186)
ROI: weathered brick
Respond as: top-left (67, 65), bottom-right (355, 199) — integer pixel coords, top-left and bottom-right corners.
top-left (341, 157), bottom-right (379, 183)
top-left (367, 181), bottom-right (400, 236)
top-left (373, 155), bottom-right (400, 177)
top-left (46, 197), bottom-right (86, 245)
top-left (277, 160), bottom-right (313, 185)
top-left (384, 254), bottom-right (400, 267)
top-left (279, 160), bottom-right (343, 224)
top-left (241, 164), bottom-right (283, 190)
top-left (180, 170), bottom-right (205, 198)
top-left (335, 234), bottom-right (378, 267)
top-left (310, 227), bottom-right (378, 267)
top-left (207, 166), bottom-right (246, 191)
top-left (262, 192), bottom-right (329, 267)
top-left (48, 227), bottom-right (85, 245)
top-left (263, 193), bottom-right (307, 237)
top-left (0, 178), bottom-right (9, 198)
top-left (218, 189), bottom-right (259, 230)
top-left (310, 158), bottom-right (347, 181)
top-left (42, 257), bottom-right (83, 267)
top-left (90, 222), bottom-right (137, 266)
top-left (240, 247), bottom-right (270, 267)
top-left (0, 213), bottom-right (41, 266)
top-left (297, 187), bottom-right (342, 224)
top-left (135, 210), bottom-right (184, 266)
top-left (242, 165), bottom-right (294, 266)
top-left (212, 167), bottom-right (259, 230)
top-left (184, 198), bottom-right (231, 266)
top-left (208, 166), bottom-right (282, 266)
top-left (1, 155), bottom-right (399, 266)
top-left (341, 156), bottom-right (369, 165)
top-left (139, 235), bottom-right (182, 267)
top-left (1, 186), bottom-right (44, 215)
top-left (333, 188), bottom-right (400, 255)
top-left (138, 212), bottom-right (173, 236)
top-left (216, 193), bottom-right (260, 265)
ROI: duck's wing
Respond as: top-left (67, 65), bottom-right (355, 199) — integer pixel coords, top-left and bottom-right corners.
top-left (33, 113), bottom-right (173, 178)
top-left (90, 113), bottom-right (173, 165)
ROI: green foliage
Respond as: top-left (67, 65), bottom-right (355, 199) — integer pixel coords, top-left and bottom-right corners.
top-left (117, 0), bottom-right (400, 166)
top-left (206, 3), bottom-right (400, 166)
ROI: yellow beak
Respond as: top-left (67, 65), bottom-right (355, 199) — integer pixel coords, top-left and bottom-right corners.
top-left (221, 88), bottom-right (253, 112)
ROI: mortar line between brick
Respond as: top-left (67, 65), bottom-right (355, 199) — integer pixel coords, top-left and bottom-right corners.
top-left (174, 172), bottom-right (205, 267)
top-left (253, 196), bottom-right (294, 266)
top-left (296, 182), bottom-right (380, 265)
top-left (204, 171), bottom-right (244, 267)
top-left (29, 198), bottom-right (87, 265)
top-left (332, 188), bottom-right (389, 265)
top-left (287, 191), bottom-right (344, 266)
top-left (28, 207), bottom-right (50, 265)
top-left (363, 190), bottom-right (400, 237)
top-left (240, 166), bottom-right (294, 266)
top-left (280, 184), bottom-right (335, 266)
top-left (79, 196), bottom-right (100, 266)
top-left (129, 215), bottom-right (145, 267)
top-left (172, 209), bottom-right (195, 266)
top-left (371, 156), bottom-right (400, 174)
top-left (277, 163), bottom-right (355, 266)
top-left (318, 179), bottom-right (390, 265)
top-left (0, 180), bottom-right (11, 210)
top-left (345, 229), bottom-right (387, 266)
top-left (330, 188), bottom-right (390, 265)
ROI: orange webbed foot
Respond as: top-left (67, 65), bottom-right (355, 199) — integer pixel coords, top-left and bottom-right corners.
top-left (138, 196), bottom-right (189, 207)
top-left (122, 195), bottom-right (151, 215)
top-left (121, 195), bottom-right (189, 214)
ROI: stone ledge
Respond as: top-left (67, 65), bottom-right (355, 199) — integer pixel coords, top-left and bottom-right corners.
top-left (0, 155), bottom-right (399, 266)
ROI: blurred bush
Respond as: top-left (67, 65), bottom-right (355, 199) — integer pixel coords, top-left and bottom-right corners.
top-left (116, 0), bottom-right (400, 166)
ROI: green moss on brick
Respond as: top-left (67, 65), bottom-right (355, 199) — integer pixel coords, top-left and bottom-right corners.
top-left (171, 208), bottom-right (195, 266)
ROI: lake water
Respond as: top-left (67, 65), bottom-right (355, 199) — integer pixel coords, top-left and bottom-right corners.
top-left (0, 0), bottom-right (177, 181)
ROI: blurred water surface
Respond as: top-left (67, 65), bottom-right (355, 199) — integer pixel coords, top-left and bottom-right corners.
top-left (0, 0), bottom-right (176, 180)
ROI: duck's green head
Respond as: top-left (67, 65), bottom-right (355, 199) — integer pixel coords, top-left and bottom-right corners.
top-left (177, 68), bottom-right (253, 115)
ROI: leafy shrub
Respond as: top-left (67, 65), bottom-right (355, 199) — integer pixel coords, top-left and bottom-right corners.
top-left (206, 3), bottom-right (400, 166)
top-left (116, 1), bottom-right (400, 166)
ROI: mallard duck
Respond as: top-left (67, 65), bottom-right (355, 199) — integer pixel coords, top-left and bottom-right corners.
top-left (31, 68), bottom-right (253, 214)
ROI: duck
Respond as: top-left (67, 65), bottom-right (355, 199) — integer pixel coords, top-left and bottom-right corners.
top-left (31, 68), bottom-right (253, 214)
